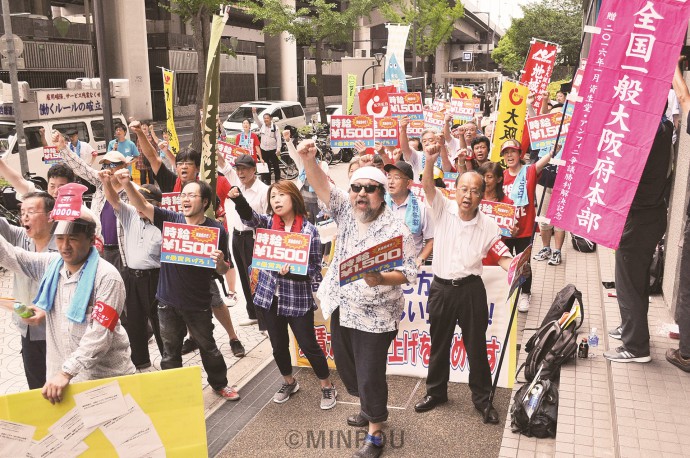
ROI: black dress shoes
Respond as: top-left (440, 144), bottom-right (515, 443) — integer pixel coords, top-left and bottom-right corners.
top-left (475, 404), bottom-right (500, 424)
top-left (353, 438), bottom-right (383, 458)
top-left (414, 395), bottom-right (447, 413)
top-left (347, 413), bottom-right (368, 427)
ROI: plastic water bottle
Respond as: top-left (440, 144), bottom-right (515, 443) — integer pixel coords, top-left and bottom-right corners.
top-left (588, 327), bottom-right (599, 347)
top-left (13, 302), bottom-right (35, 318)
top-left (525, 384), bottom-right (544, 418)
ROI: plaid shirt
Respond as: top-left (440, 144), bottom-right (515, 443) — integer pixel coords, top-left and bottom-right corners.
top-left (59, 147), bottom-right (130, 267)
top-left (242, 211), bottom-right (323, 317)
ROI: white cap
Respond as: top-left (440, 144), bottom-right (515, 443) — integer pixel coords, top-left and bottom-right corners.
top-left (99, 151), bottom-right (133, 164)
top-left (349, 166), bottom-right (387, 186)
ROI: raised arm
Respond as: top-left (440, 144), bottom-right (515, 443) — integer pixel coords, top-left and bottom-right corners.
top-left (252, 107), bottom-right (264, 127)
top-left (130, 121), bottom-right (163, 175)
top-left (57, 135), bottom-right (98, 186)
top-left (297, 140), bottom-right (331, 208)
top-left (113, 168), bottom-right (154, 221)
top-left (422, 144), bottom-right (440, 205)
top-left (399, 116), bottom-right (414, 162)
top-left (0, 156), bottom-right (33, 196)
top-left (674, 56), bottom-right (690, 115)
top-left (98, 170), bottom-right (121, 213)
top-left (443, 112), bottom-right (453, 143)
top-left (534, 148), bottom-right (554, 175)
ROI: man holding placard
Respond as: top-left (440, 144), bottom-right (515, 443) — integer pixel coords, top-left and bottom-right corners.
top-left (115, 170), bottom-right (240, 401)
top-left (297, 140), bottom-right (417, 458)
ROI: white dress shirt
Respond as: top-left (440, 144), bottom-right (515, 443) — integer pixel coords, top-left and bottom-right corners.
top-left (427, 193), bottom-right (502, 279)
top-left (220, 163), bottom-right (269, 232)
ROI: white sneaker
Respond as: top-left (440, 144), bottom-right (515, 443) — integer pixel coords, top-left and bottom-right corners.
top-left (517, 293), bottom-right (531, 313)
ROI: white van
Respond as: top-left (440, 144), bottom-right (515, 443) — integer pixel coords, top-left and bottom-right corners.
top-left (0, 113), bottom-right (128, 183)
top-left (223, 101), bottom-right (307, 140)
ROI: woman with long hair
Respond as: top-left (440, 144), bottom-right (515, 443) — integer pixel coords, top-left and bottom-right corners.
top-left (228, 180), bottom-right (337, 409)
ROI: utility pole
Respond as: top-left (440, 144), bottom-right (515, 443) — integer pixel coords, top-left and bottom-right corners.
top-left (93, 0), bottom-right (113, 141)
top-left (412, 0), bottom-right (417, 82)
top-left (1, 0), bottom-right (28, 176)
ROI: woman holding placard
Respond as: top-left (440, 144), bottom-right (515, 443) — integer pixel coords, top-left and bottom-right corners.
top-left (228, 180), bottom-right (337, 410)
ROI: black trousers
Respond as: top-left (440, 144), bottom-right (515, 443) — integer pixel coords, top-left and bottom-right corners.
top-left (123, 268), bottom-right (164, 367)
top-left (616, 205), bottom-right (667, 356)
top-left (504, 237), bottom-right (532, 294)
top-left (331, 308), bottom-right (397, 423)
top-left (261, 148), bottom-right (281, 184)
top-left (425, 277), bottom-right (493, 409)
top-left (232, 230), bottom-right (266, 330)
top-left (263, 297), bottom-right (330, 379)
top-left (21, 327), bottom-right (46, 390)
top-left (158, 303), bottom-right (228, 390)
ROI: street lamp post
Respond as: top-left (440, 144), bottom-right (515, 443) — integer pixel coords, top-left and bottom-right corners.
top-left (362, 53), bottom-right (384, 87)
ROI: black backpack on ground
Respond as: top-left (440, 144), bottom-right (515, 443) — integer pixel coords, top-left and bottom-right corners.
top-left (510, 377), bottom-right (559, 438)
top-left (517, 284), bottom-right (584, 382)
top-left (649, 237), bottom-right (664, 295)
top-left (571, 234), bottom-right (596, 253)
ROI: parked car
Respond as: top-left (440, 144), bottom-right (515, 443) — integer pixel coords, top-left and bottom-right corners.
top-left (312, 104), bottom-right (343, 124)
top-left (223, 101), bottom-right (307, 140)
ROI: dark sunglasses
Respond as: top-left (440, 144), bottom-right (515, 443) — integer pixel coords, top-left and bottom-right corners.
top-left (101, 162), bottom-right (123, 170)
top-left (350, 183), bottom-right (382, 194)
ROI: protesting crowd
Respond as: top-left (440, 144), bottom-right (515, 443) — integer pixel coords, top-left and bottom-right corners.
top-left (4, 45), bottom-right (690, 458)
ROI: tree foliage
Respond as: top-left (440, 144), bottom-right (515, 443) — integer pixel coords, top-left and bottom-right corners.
top-left (240, 0), bottom-right (383, 121)
top-left (162, 0), bottom-right (225, 152)
top-left (492, 0), bottom-right (584, 75)
top-left (379, 0), bottom-right (464, 60)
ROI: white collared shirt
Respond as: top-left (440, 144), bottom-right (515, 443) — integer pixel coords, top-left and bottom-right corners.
top-left (427, 193), bottom-right (502, 279)
top-left (220, 163), bottom-right (269, 232)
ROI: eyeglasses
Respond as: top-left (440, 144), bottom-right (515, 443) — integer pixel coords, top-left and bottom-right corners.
top-left (179, 193), bottom-right (200, 199)
top-left (457, 187), bottom-right (482, 198)
top-left (388, 175), bottom-right (409, 182)
top-left (101, 162), bottom-right (123, 170)
top-left (20, 210), bottom-right (48, 217)
top-left (350, 184), bottom-right (382, 194)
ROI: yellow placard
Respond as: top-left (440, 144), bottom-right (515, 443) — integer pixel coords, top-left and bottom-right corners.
top-left (490, 81), bottom-right (529, 162)
top-left (0, 367), bottom-right (206, 457)
top-left (451, 86), bottom-right (473, 100)
top-left (163, 69), bottom-right (180, 156)
top-left (346, 74), bottom-right (357, 115)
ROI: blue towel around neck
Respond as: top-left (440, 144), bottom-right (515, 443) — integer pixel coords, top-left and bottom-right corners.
top-left (33, 246), bottom-right (100, 323)
top-left (509, 165), bottom-right (530, 208)
top-left (385, 190), bottom-right (422, 234)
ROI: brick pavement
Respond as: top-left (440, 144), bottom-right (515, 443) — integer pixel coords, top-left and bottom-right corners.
top-left (500, 236), bottom-right (690, 458)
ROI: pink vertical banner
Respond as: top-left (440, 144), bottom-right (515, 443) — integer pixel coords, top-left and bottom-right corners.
top-left (546, 0), bottom-right (690, 249)
top-left (520, 40), bottom-right (559, 112)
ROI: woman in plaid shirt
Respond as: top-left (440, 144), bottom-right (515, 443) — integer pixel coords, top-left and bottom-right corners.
top-left (228, 180), bottom-right (338, 410)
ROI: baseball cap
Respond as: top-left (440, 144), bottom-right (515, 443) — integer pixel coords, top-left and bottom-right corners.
top-left (138, 184), bottom-right (162, 203)
top-left (384, 161), bottom-right (414, 180)
top-left (234, 154), bottom-right (256, 168)
top-left (349, 166), bottom-right (387, 186)
top-left (500, 139), bottom-right (522, 155)
top-left (99, 151), bottom-right (133, 164)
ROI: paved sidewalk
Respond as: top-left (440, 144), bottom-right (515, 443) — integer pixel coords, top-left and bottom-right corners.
top-left (501, 236), bottom-right (690, 458)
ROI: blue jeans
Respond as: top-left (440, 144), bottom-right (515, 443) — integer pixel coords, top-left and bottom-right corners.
top-left (158, 302), bottom-right (228, 390)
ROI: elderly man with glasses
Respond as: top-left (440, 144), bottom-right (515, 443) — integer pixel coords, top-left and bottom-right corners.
top-left (297, 139), bottom-right (417, 458)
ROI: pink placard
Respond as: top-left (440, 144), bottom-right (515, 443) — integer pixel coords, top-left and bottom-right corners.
top-left (546, 0), bottom-right (690, 249)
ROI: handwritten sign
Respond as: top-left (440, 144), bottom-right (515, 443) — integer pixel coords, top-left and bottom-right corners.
top-left (387, 92), bottom-right (424, 120)
top-left (339, 236), bottom-right (403, 286)
top-left (480, 200), bottom-right (517, 237)
top-left (374, 117), bottom-right (399, 146)
top-left (251, 228), bottom-right (312, 275)
top-left (217, 141), bottom-right (248, 165)
top-left (42, 146), bottom-right (62, 165)
top-left (160, 193), bottom-right (181, 213)
top-left (161, 222), bottom-right (220, 268)
top-left (330, 115), bottom-right (375, 148)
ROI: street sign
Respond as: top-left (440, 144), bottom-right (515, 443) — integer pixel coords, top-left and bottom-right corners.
top-left (462, 51), bottom-right (473, 62)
